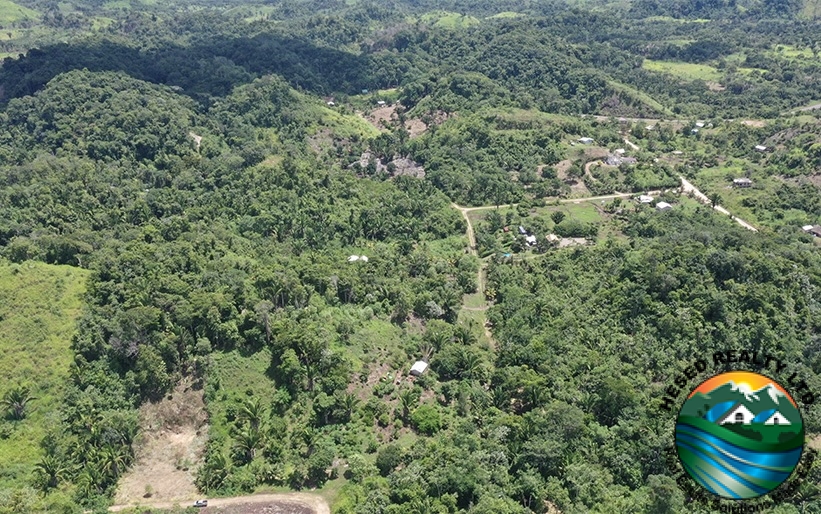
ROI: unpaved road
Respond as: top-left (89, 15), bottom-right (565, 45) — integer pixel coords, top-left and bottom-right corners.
top-left (793, 101), bottom-right (821, 113)
top-left (109, 493), bottom-right (330, 514)
top-left (679, 176), bottom-right (758, 232)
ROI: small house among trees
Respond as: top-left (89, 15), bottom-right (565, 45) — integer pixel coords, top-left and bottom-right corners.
top-left (733, 178), bottom-right (753, 188)
top-left (410, 361), bottom-right (428, 376)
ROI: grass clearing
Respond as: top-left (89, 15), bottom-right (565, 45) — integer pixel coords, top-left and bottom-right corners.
top-left (310, 104), bottom-right (381, 141)
top-left (642, 59), bottom-right (722, 82)
top-left (0, 261), bottom-right (88, 490)
top-left (606, 79), bottom-right (673, 116)
top-left (488, 11), bottom-right (522, 19)
top-left (0, 0), bottom-right (38, 25)
top-left (420, 10), bottom-right (480, 29)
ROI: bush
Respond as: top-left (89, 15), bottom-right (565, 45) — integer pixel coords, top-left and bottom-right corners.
top-left (375, 444), bottom-right (402, 476)
top-left (410, 404), bottom-right (442, 435)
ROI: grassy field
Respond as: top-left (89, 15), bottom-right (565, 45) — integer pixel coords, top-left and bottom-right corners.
top-left (606, 80), bottom-right (673, 116)
top-left (642, 59), bottom-right (722, 82)
top-left (0, 261), bottom-right (88, 490)
top-left (419, 10), bottom-right (480, 29)
top-left (0, 0), bottom-right (38, 25)
top-left (487, 11), bottom-right (522, 19)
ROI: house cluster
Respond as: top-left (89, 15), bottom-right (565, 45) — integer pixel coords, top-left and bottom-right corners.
top-left (802, 225), bottom-right (821, 238)
top-left (518, 226), bottom-right (538, 246)
top-left (637, 195), bottom-right (672, 211)
top-left (605, 148), bottom-right (637, 166)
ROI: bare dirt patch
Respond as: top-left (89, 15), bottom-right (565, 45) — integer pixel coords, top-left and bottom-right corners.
top-left (740, 119), bottom-right (766, 128)
top-left (706, 81), bottom-right (726, 92)
top-left (361, 105), bottom-right (430, 138)
top-left (554, 160), bottom-right (590, 197)
top-left (114, 380), bottom-right (208, 506)
top-left (776, 174), bottom-right (821, 188)
top-left (202, 501), bottom-right (313, 513)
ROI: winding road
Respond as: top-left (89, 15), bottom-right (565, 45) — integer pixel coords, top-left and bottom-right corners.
top-left (109, 493), bottom-right (330, 513)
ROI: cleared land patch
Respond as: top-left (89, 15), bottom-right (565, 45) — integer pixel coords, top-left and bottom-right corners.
top-left (0, 0), bottom-right (38, 25)
top-left (113, 381), bottom-right (208, 507)
top-left (642, 59), bottom-right (722, 82)
top-left (0, 261), bottom-right (87, 490)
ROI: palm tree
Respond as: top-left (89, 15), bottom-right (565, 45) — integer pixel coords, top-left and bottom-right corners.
top-left (233, 426), bottom-right (262, 463)
top-left (34, 455), bottom-right (67, 490)
top-left (459, 350), bottom-right (486, 381)
top-left (709, 192), bottom-right (721, 208)
top-left (453, 324), bottom-right (477, 346)
top-left (1, 385), bottom-right (36, 420)
top-left (398, 388), bottom-right (421, 422)
top-left (338, 393), bottom-right (360, 421)
top-left (238, 397), bottom-right (265, 431)
top-left (99, 446), bottom-right (129, 478)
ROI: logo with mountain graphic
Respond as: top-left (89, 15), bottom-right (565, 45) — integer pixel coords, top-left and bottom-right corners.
top-left (676, 371), bottom-right (805, 500)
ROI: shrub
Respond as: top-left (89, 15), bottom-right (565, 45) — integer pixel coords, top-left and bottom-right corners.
top-left (410, 404), bottom-right (441, 435)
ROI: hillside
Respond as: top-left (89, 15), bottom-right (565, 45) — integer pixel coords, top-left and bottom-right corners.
top-left (0, 1), bottom-right (819, 513)
top-left (0, 261), bottom-right (87, 503)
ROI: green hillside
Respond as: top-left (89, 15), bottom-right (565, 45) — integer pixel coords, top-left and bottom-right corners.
top-left (0, 0), bottom-right (38, 26)
top-left (0, 261), bottom-right (88, 491)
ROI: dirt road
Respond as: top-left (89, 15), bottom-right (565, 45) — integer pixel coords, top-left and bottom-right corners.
top-left (794, 101), bottom-right (821, 113)
top-left (109, 493), bottom-right (330, 513)
top-left (679, 176), bottom-right (758, 232)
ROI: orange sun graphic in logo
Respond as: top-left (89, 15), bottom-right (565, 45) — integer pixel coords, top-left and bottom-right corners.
top-left (688, 371), bottom-right (796, 407)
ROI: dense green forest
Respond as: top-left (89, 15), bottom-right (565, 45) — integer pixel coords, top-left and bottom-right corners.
top-left (0, 0), bottom-right (819, 513)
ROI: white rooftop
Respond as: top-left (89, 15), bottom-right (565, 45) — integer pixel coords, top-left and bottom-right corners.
top-left (639, 195), bottom-right (654, 204)
top-left (359, 255), bottom-right (369, 262)
top-left (656, 201), bottom-right (672, 210)
top-left (695, 122), bottom-right (705, 128)
top-left (410, 361), bottom-right (428, 376)
top-left (347, 255), bottom-right (360, 262)
top-left (755, 145), bottom-right (767, 151)
top-left (803, 225), bottom-right (815, 231)
top-left (615, 148), bottom-right (626, 155)
top-left (525, 235), bottom-right (537, 245)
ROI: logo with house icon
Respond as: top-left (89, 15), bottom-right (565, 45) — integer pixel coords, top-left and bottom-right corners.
top-left (675, 371), bottom-right (804, 499)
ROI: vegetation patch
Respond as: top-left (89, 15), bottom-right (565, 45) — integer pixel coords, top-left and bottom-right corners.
top-left (642, 59), bottom-right (723, 82)
top-left (0, 261), bottom-right (87, 491)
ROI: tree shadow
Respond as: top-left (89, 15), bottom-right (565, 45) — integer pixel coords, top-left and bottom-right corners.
top-left (0, 32), bottom-right (372, 105)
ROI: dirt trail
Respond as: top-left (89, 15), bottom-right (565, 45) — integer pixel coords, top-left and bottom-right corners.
top-left (623, 137), bottom-right (640, 151)
top-left (109, 493), bottom-right (330, 513)
top-left (679, 176), bottom-right (758, 232)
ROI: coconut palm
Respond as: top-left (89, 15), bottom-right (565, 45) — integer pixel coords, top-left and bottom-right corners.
top-left (99, 446), bottom-right (129, 478)
top-left (1, 385), bottom-right (36, 420)
top-left (338, 393), bottom-right (360, 421)
top-left (233, 426), bottom-right (263, 463)
top-left (398, 388), bottom-right (420, 421)
top-left (34, 455), bottom-right (68, 490)
top-left (238, 397), bottom-right (265, 431)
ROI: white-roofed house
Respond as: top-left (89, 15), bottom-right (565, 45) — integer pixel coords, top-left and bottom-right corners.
top-left (410, 361), bottom-right (428, 376)
top-left (656, 202), bottom-right (672, 211)
top-left (347, 255), bottom-right (360, 262)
